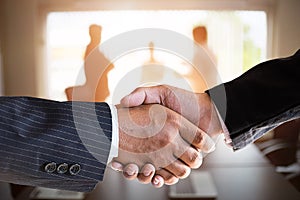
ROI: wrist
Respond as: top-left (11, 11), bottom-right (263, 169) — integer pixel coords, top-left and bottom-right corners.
top-left (197, 93), bottom-right (224, 138)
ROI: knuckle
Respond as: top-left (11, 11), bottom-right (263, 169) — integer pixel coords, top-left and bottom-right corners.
top-left (177, 167), bottom-right (191, 179)
top-left (189, 151), bottom-right (200, 165)
top-left (168, 115), bottom-right (180, 130)
top-left (164, 173), bottom-right (176, 182)
top-left (193, 133), bottom-right (203, 145)
top-left (157, 84), bottom-right (165, 91)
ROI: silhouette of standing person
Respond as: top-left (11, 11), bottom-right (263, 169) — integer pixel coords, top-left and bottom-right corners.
top-left (187, 26), bottom-right (218, 92)
top-left (193, 26), bottom-right (217, 63)
top-left (140, 42), bottom-right (164, 85)
top-left (65, 24), bottom-right (114, 102)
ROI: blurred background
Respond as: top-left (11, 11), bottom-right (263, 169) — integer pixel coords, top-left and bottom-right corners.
top-left (1, 0), bottom-right (299, 100)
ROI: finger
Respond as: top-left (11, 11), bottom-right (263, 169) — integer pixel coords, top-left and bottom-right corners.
top-left (137, 163), bottom-right (155, 184)
top-left (154, 168), bottom-right (179, 186)
top-left (179, 118), bottom-right (216, 153)
top-left (179, 149), bottom-right (203, 169)
top-left (164, 160), bottom-right (191, 179)
top-left (122, 163), bottom-right (139, 180)
top-left (120, 87), bottom-right (147, 107)
top-left (152, 175), bottom-right (165, 188)
top-left (110, 161), bottom-right (124, 172)
top-left (173, 139), bottom-right (203, 169)
top-left (172, 134), bottom-right (203, 168)
top-left (120, 86), bottom-right (163, 107)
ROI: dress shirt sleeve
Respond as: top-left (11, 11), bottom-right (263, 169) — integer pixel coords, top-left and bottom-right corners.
top-left (206, 49), bottom-right (300, 150)
top-left (107, 104), bottom-right (119, 164)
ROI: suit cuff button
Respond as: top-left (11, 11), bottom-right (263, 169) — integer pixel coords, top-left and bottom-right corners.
top-left (44, 162), bottom-right (57, 173)
top-left (69, 164), bottom-right (81, 175)
top-left (57, 163), bottom-right (68, 174)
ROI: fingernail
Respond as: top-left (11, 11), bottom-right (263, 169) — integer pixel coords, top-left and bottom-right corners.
top-left (111, 162), bottom-right (123, 172)
top-left (143, 169), bottom-right (152, 177)
top-left (153, 177), bottom-right (160, 185)
top-left (126, 168), bottom-right (135, 176)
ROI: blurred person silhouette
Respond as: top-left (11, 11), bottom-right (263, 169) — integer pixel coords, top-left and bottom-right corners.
top-left (193, 26), bottom-right (217, 63)
top-left (140, 41), bottom-right (165, 85)
top-left (65, 24), bottom-right (114, 102)
top-left (186, 26), bottom-right (218, 93)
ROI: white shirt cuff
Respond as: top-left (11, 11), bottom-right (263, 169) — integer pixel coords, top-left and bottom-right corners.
top-left (107, 104), bottom-right (119, 164)
top-left (212, 102), bottom-right (232, 147)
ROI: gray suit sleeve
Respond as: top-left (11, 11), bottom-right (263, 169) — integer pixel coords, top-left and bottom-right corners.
top-left (0, 96), bottom-right (113, 192)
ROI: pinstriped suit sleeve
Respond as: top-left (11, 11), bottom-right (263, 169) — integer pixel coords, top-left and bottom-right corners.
top-left (0, 96), bottom-right (113, 192)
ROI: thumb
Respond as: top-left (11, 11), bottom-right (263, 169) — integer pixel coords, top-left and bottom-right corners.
top-left (120, 88), bottom-right (147, 107)
top-left (120, 86), bottom-right (162, 107)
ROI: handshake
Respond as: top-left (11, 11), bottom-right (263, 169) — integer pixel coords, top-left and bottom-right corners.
top-left (110, 85), bottom-right (225, 188)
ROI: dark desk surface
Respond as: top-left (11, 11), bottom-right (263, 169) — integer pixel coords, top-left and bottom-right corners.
top-left (86, 139), bottom-right (300, 200)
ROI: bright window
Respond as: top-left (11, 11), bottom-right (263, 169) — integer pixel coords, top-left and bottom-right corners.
top-left (46, 10), bottom-right (267, 102)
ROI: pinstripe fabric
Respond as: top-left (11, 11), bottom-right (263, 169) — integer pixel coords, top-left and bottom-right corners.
top-left (0, 96), bottom-right (112, 192)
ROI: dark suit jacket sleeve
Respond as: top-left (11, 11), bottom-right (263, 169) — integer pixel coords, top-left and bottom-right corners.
top-left (0, 96), bottom-right (113, 192)
top-left (207, 49), bottom-right (300, 150)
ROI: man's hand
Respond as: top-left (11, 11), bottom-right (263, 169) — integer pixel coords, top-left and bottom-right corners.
top-left (112, 85), bottom-right (224, 187)
top-left (113, 104), bottom-right (215, 186)
top-left (121, 85), bottom-right (224, 137)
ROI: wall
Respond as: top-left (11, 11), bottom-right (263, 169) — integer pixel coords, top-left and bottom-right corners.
top-left (272, 0), bottom-right (300, 57)
top-left (0, 0), bottom-right (5, 95)
top-left (1, 0), bottom-right (38, 96)
top-left (0, 0), bottom-right (299, 97)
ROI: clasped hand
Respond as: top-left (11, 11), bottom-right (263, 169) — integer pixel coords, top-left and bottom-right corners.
top-left (111, 85), bottom-right (224, 187)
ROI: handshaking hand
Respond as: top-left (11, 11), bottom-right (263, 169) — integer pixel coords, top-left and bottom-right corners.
top-left (112, 85), bottom-right (224, 187)
top-left (114, 103), bottom-right (215, 186)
